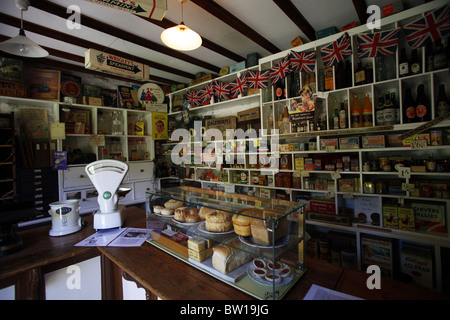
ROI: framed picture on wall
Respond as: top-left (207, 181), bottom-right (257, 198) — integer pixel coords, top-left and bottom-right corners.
top-left (29, 68), bottom-right (61, 101)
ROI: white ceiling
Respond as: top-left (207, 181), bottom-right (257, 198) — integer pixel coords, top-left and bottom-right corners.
top-left (0, 0), bottom-right (427, 87)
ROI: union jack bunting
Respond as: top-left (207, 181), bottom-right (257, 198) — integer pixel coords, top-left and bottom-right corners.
top-left (357, 28), bottom-right (401, 58)
top-left (186, 89), bottom-right (201, 106)
top-left (288, 50), bottom-right (317, 73)
top-left (245, 70), bottom-right (270, 89)
top-left (227, 74), bottom-right (247, 99)
top-left (270, 55), bottom-right (291, 85)
top-left (320, 32), bottom-right (352, 68)
top-left (197, 82), bottom-right (214, 105)
top-left (213, 81), bottom-right (230, 100)
top-left (404, 4), bottom-right (450, 49)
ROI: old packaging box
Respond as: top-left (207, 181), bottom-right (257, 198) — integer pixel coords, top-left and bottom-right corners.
top-left (383, 204), bottom-right (398, 229)
top-left (412, 202), bottom-right (446, 233)
top-left (400, 243), bottom-right (434, 289)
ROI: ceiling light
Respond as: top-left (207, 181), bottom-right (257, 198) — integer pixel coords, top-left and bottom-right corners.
top-left (161, 0), bottom-right (202, 51)
top-left (0, 0), bottom-right (49, 58)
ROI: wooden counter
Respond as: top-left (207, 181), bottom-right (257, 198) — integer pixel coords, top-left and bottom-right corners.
top-left (1, 206), bottom-right (447, 300)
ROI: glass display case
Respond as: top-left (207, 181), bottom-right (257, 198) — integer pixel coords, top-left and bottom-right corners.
top-left (146, 186), bottom-right (306, 300)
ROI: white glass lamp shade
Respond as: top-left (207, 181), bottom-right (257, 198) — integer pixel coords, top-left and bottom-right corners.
top-left (0, 31), bottom-right (49, 58)
top-left (161, 23), bottom-right (202, 51)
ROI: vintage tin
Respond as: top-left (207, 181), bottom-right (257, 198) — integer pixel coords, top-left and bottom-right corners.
top-left (430, 130), bottom-right (443, 146)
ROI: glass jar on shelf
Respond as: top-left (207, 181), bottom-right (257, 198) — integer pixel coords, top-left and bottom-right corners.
top-left (110, 138), bottom-right (122, 159)
top-left (112, 111), bottom-right (123, 135)
top-left (136, 138), bottom-right (147, 160)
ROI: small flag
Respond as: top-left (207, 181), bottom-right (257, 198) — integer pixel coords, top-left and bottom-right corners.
top-left (320, 32), bottom-right (352, 68)
top-left (403, 4), bottom-right (450, 49)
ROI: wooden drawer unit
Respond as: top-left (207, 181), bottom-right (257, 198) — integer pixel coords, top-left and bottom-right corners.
top-left (128, 162), bottom-right (154, 181)
top-left (63, 166), bottom-right (93, 189)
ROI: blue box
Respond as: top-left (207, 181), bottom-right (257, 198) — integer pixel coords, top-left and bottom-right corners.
top-left (229, 61), bottom-right (246, 73)
top-left (315, 26), bottom-right (338, 40)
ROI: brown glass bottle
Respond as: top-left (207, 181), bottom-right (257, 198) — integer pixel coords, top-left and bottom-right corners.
top-left (403, 87), bottom-right (416, 123)
top-left (415, 84), bottom-right (430, 122)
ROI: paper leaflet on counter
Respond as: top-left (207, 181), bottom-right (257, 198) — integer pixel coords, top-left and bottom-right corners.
top-left (75, 227), bottom-right (152, 247)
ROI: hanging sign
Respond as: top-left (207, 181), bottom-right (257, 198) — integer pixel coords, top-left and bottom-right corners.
top-left (85, 49), bottom-right (150, 81)
top-left (84, 0), bottom-right (167, 20)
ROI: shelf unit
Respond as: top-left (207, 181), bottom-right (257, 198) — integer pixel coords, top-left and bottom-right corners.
top-left (0, 96), bottom-right (162, 215)
top-left (164, 0), bottom-right (450, 294)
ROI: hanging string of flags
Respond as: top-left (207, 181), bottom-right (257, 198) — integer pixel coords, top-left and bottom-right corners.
top-left (184, 4), bottom-right (449, 107)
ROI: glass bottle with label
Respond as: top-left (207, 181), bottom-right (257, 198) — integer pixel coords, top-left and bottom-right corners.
top-left (362, 94), bottom-right (373, 127)
top-left (375, 95), bottom-right (385, 126)
top-left (410, 49), bottom-right (421, 75)
top-left (383, 92), bottom-right (395, 125)
top-left (415, 84), bottom-right (431, 122)
top-left (399, 48), bottom-right (410, 77)
top-left (403, 87), bottom-right (416, 123)
top-left (275, 80), bottom-right (286, 100)
top-left (339, 102), bottom-right (347, 129)
top-left (366, 62), bottom-right (373, 83)
top-left (391, 92), bottom-right (400, 124)
top-left (436, 84), bottom-right (450, 117)
top-left (355, 61), bottom-right (366, 86)
top-left (351, 95), bottom-right (362, 128)
top-left (333, 108), bottom-right (340, 129)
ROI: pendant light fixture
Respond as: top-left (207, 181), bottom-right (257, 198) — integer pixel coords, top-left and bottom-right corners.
top-left (0, 0), bottom-right (49, 58)
top-left (161, 0), bottom-right (202, 51)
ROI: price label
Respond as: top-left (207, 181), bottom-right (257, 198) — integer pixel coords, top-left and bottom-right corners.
top-left (301, 170), bottom-right (310, 177)
top-left (224, 184), bottom-right (235, 194)
top-left (398, 167), bottom-right (411, 179)
top-left (326, 146), bottom-right (336, 152)
top-left (411, 140), bottom-right (427, 149)
top-left (401, 183), bottom-right (415, 192)
top-left (330, 171), bottom-right (341, 180)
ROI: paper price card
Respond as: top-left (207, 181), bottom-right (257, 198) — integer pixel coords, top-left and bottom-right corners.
top-left (326, 146), bottom-right (336, 152)
top-left (398, 167), bottom-right (411, 179)
top-left (50, 122), bottom-right (65, 140)
top-left (402, 183), bottom-right (415, 192)
top-left (224, 184), bottom-right (235, 194)
top-left (410, 140), bottom-right (427, 149)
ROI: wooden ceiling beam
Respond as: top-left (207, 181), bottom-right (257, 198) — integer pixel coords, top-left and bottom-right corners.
top-left (0, 35), bottom-right (177, 85)
top-left (272, 0), bottom-right (316, 41)
top-left (0, 12), bottom-right (195, 81)
top-left (190, 0), bottom-right (280, 54)
top-left (28, 0), bottom-right (221, 74)
top-left (140, 16), bottom-right (246, 62)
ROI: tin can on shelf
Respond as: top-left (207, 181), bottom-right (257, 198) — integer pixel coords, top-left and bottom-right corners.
top-left (430, 130), bottom-right (443, 146)
top-left (378, 156), bottom-right (391, 171)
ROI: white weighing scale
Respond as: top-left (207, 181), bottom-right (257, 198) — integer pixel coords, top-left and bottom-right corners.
top-left (85, 160), bottom-right (129, 230)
